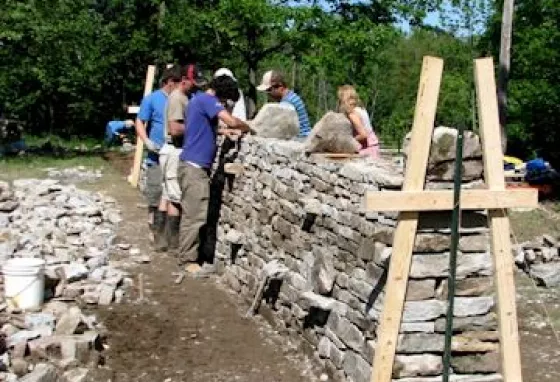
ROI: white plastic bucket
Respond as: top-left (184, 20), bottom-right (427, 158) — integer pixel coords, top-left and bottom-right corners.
top-left (2, 258), bottom-right (46, 310)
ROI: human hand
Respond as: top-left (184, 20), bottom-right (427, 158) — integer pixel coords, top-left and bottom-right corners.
top-left (144, 138), bottom-right (161, 152)
top-left (224, 129), bottom-right (242, 140)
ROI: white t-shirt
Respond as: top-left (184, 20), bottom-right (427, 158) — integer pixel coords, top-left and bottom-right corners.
top-left (232, 90), bottom-right (247, 121)
top-left (355, 106), bottom-right (373, 133)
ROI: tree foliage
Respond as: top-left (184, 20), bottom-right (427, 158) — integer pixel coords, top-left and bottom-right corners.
top-left (0, 0), bottom-right (558, 163)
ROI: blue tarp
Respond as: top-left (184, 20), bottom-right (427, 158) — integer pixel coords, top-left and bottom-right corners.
top-left (526, 158), bottom-right (558, 185)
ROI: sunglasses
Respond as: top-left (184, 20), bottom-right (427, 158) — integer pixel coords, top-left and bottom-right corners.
top-left (266, 84), bottom-right (282, 92)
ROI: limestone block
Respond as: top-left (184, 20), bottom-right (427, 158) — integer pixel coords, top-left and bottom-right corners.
top-left (437, 277), bottom-right (494, 299)
top-left (403, 126), bottom-right (482, 164)
top-left (343, 351), bottom-right (371, 382)
top-left (450, 352), bottom-right (500, 374)
top-left (406, 280), bottom-right (436, 301)
top-left (530, 262), bottom-right (560, 287)
top-left (397, 333), bottom-right (444, 353)
top-left (435, 313), bottom-right (497, 333)
top-left (19, 363), bottom-right (59, 382)
top-left (393, 354), bottom-right (443, 378)
top-left (250, 103), bottom-right (299, 139)
top-left (304, 112), bottom-right (360, 154)
top-left (454, 296), bottom-right (495, 317)
top-left (312, 251), bottom-right (336, 295)
top-left (414, 234), bottom-right (450, 253)
top-left (327, 313), bottom-right (364, 352)
top-left (402, 300), bottom-right (446, 322)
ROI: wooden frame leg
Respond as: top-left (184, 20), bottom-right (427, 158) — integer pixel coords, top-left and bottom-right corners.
top-left (475, 57), bottom-right (523, 382)
top-left (370, 56), bottom-right (444, 382)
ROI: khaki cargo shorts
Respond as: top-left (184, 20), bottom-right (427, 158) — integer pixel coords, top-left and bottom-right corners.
top-left (159, 144), bottom-right (182, 204)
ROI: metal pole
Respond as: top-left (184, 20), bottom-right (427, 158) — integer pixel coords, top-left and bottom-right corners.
top-left (442, 126), bottom-right (465, 382)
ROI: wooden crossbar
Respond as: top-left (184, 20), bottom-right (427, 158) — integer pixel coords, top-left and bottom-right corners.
top-left (365, 189), bottom-right (537, 212)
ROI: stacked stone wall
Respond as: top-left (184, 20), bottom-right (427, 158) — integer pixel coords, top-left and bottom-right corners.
top-left (213, 136), bottom-right (501, 382)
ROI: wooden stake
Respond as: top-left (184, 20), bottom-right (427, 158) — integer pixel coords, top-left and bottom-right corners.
top-left (370, 56), bottom-right (444, 382)
top-left (128, 65), bottom-right (156, 188)
top-left (475, 57), bottom-right (523, 382)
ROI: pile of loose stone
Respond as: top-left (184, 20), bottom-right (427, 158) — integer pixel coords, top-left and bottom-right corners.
top-left (44, 167), bottom-right (103, 184)
top-left (514, 235), bottom-right (560, 287)
top-left (214, 129), bottom-right (502, 382)
top-left (0, 177), bottom-right (141, 381)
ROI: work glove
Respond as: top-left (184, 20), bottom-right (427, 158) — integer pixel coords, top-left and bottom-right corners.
top-left (144, 138), bottom-right (161, 153)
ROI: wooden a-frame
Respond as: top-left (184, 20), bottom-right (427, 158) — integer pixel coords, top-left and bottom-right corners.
top-left (366, 57), bottom-right (536, 382)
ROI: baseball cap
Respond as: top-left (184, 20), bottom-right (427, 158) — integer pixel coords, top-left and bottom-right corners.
top-left (257, 70), bottom-right (284, 92)
top-left (214, 67), bottom-right (237, 82)
top-left (162, 65), bottom-right (182, 83)
top-left (183, 64), bottom-right (208, 86)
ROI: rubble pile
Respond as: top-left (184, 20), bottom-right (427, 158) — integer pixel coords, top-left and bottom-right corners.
top-left (44, 167), bottom-right (103, 184)
top-left (514, 234), bottom-right (560, 287)
top-left (0, 178), bottom-right (138, 380)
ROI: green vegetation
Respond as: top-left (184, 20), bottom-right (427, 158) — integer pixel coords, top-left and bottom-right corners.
top-left (0, 155), bottom-right (107, 182)
top-left (1, 0), bottom-right (558, 163)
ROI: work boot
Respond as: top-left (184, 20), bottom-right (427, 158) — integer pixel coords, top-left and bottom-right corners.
top-left (153, 210), bottom-right (168, 252)
top-left (148, 206), bottom-right (158, 242)
top-left (166, 215), bottom-right (181, 256)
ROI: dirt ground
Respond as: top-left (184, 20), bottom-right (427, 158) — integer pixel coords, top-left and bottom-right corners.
top-left (2, 153), bottom-right (559, 381)
top-left (84, 155), bottom-right (320, 382)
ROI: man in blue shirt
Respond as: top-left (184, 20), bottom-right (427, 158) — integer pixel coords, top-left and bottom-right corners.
top-left (135, 66), bottom-right (181, 240)
top-left (257, 70), bottom-right (311, 138)
top-left (178, 75), bottom-right (249, 272)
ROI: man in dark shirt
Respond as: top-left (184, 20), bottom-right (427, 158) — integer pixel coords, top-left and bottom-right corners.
top-left (178, 75), bottom-right (249, 273)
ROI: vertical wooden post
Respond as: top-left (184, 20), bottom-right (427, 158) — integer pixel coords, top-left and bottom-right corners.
top-left (370, 56), bottom-right (444, 382)
top-left (498, 0), bottom-right (515, 152)
top-left (128, 65), bottom-right (156, 188)
top-left (475, 57), bottom-right (523, 382)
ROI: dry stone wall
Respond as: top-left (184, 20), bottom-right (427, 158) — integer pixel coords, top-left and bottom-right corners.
top-left (213, 135), bottom-right (501, 382)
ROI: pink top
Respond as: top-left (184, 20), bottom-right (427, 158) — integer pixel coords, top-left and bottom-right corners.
top-left (355, 107), bottom-right (380, 158)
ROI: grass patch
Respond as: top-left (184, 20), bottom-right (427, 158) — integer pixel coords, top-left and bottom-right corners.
top-left (24, 134), bottom-right (104, 150)
top-left (510, 205), bottom-right (560, 243)
top-left (0, 155), bottom-right (108, 181)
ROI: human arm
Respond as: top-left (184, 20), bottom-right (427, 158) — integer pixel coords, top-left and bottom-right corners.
top-left (347, 111), bottom-right (368, 143)
top-left (135, 96), bottom-right (160, 152)
top-left (217, 110), bottom-right (250, 133)
top-left (168, 120), bottom-right (184, 137)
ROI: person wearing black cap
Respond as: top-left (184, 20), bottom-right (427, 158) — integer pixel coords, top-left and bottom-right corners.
top-left (154, 64), bottom-right (208, 253)
top-left (178, 75), bottom-right (250, 274)
top-left (135, 65), bottom-right (181, 240)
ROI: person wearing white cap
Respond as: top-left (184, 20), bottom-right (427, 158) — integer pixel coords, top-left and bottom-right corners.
top-left (257, 70), bottom-right (311, 138)
top-left (213, 68), bottom-right (247, 121)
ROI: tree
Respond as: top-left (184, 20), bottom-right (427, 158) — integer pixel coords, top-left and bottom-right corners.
top-left (484, 0), bottom-right (560, 165)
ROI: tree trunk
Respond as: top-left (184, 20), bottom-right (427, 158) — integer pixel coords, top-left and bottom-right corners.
top-left (498, 0), bottom-right (514, 153)
top-left (247, 64), bottom-right (257, 119)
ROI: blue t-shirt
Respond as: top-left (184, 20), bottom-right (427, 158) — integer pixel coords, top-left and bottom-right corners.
top-left (137, 89), bottom-right (168, 162)
top-left (281, 90), bottom-right (311, 137)
top-left (105, 121), bottom-right (127, 142)
top-left (180, 93), bottom-right (225, 169)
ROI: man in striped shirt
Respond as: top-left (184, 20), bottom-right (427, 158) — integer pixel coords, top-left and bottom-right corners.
top-left (257, 70), bottom-right (311, 138)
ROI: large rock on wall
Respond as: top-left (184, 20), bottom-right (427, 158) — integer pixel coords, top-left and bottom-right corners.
top-left (403, 126), bottom-right (484, 181)
top-left (214, 136), bottom-right (498, 382)
top-left (304, 112), bottom-right (361, 154)
top-left (249, 103), bottom-right (299, 139)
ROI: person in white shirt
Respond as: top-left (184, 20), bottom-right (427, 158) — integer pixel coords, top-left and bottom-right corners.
top-left (213, 68), bottom-right (247, 121)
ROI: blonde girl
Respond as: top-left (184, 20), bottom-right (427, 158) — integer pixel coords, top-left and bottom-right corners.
top-left (337, 85), bottom-right (380, 158)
